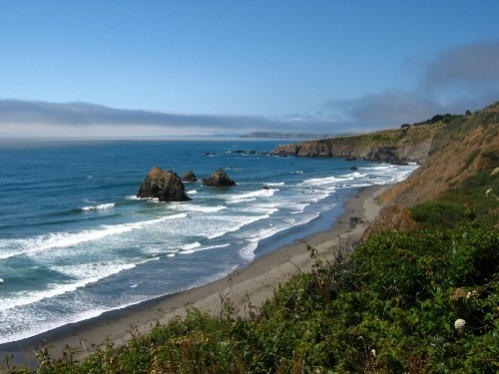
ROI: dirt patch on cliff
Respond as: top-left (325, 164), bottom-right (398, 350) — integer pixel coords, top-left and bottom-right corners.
top-left (363, 204), bottom-right (420, 238)
top-left (381, 118), bottom-right (498, 208)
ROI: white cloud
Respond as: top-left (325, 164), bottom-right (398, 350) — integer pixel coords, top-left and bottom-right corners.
top-left (323, 90), bottom-right (441, 125)
top-left (321, 40), bottom-right (499, 128)
top-left (422, 40), bottom-right (499, 91)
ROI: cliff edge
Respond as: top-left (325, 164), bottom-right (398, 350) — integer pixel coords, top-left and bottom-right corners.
top-left (272, 101), bottom-right (499, 234)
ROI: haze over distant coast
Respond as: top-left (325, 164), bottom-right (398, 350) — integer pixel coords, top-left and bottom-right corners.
top-left (0, 99), bottom-right (343, 138)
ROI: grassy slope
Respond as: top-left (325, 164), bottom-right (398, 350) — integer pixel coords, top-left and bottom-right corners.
top-left (381, 103), bottom-right (499, 207)
top-left (4, 104), bottom-right (499, 373)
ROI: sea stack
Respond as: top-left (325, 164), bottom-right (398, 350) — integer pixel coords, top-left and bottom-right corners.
top-left (137, 167), bottom-right (191, 202)
top-left (182, 170), bottom-right (197, 182)
top-left (202, 169), bottom-right (236, 187)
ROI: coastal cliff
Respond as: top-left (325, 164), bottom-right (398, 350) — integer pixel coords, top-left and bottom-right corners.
top-left (381, 102), bottom-right (498, 207)
top-left (272, 102), bottom-right (499, 234)
top-left (272, 120), bottom-right (454, 164)
top-left (366, 101), bottom-right (499, 235)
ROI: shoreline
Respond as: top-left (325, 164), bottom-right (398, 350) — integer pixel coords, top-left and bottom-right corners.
top-left (1, 184), bottom-right (389, 366)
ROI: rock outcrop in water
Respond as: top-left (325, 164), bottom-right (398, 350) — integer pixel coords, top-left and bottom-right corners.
top-left (202, 169), bottom-right (236, 187)
top-left (137, 167), bottom-right (191, 202)
top-left (182, 170), bottom-right (197, 182)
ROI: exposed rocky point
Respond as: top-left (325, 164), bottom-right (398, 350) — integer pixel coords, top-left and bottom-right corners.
top-left (182, 170), bottom-right (197, 182)
top-left (137, 167), bottom-right (191, 202)
top-left (270, 123), bottom-right (450, 164)
top-left (202, 169), bottom-right (236, 187)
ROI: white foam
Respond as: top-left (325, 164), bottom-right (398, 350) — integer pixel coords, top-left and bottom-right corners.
top-left (246, 204), bottom-right (279, 215)
top-left (81, 203), bottom-right (115, 211)
top-left (343, 171), bottom-right (367, 178)
top-left (348, 183), bottom-right (374, 188)
top-left (302, 175), bottom-right (343, 187)
top-left (181, 242), bottom-right (202, 250)
top-left (230, 197), bottom-right (257, 203)
top-left (369, 164), bottom-right (394, 171)
top-left (0, 214), bottom-right (187, 260)
top-left (0, 262), bottom-right (135, 312)
top-left (239, 242), bottom-right (258, 261)
top-left (236, 218), bottom-right (304, 261)
top-left (226, 188), bottom-right (277, 204)
top-left (206, 214), bottom-right (270, 240)
top-left (125, 195), bottom-right (140, 200)
top-left (0, 306), bottom-right (104, 345)
top-left (171, 204), bottom-right (227, 213)
top-left (178, 243), bottom-right (230, 255)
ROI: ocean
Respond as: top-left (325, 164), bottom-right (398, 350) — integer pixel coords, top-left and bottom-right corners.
top-left (0, 139), bottom-right (418, 344)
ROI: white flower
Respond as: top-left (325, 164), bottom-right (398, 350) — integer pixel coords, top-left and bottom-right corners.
top-left (486, 188), bottom-right (493, 197)
top-left (454, 318), bottom-right (466, 331)
top-left (466, 290), bottom-right (478, 300)
top-left (370, 349), bottom-right (376, 357)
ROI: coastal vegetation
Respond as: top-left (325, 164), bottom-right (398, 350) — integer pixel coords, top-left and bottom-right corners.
top-left (3, 103), bottom-right (498, 373)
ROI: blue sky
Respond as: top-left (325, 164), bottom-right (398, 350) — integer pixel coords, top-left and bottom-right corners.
top-left (1, 1), bottom-right (498, 137)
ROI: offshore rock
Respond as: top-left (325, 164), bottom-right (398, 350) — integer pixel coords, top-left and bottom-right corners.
top-left (202, 169), bottom-right (236, 187)
top-left (137, 167), bottom-right (191, 202)
top-left (182, 170), bottom-right (197, 182)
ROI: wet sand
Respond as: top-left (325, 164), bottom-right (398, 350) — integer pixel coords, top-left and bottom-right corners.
top-left (1, 185), bottom-right (388, 366)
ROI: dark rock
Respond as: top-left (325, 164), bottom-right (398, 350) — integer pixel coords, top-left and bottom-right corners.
top-left (392, 160), bottom-right (409, 166)
top-left (270, 144), bottom-right (301, 157)
top-left (349, 216), bottom-right (364, 229)
top-left (350, 166), bottom-right (358, 171)
top-left (137, 167), bottom-right (191, 202)
top-left (202, 169), bottom-right (236, 187)
top-left (297, 140), bottom-right (332, 157)
top-left (365, 146), bottom-right (405, 164)
top-left (182, 170), bottom-right (197, 182)
top-left (345, 155), bottom-right (357, 161)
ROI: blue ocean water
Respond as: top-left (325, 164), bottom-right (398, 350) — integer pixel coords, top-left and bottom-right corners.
top-left (0, 139), bottom-right (418, 344)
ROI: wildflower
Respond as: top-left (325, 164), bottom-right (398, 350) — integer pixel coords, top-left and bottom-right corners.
top-left (491, 167), bottom-right (499, 176)
top-left (454, 318), bottom-right (466, 331)
top-left (370, 349), bottom-right (376, 357)
top-left (486, 188), bottom-right (499, 201)
top-left (466, 290), bottom-right (477, 300)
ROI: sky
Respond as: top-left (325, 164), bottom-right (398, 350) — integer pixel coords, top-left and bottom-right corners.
top-left (1, 0), bottom-right (498, 137)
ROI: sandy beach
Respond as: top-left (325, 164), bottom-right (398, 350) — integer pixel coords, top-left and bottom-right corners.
top-left (2, 184), bottom-right (388, 365)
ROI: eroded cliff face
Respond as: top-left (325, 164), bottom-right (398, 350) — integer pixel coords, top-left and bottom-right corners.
top-left (368, 102), bottom-right (499, 236)
top-left (381, 119), bottom-right (499, 207)
top-left (272, 101), bottom-right (499, 235)
top-left (271, 123), bottom-right (444, 164)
